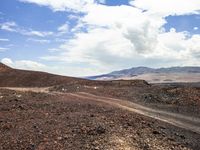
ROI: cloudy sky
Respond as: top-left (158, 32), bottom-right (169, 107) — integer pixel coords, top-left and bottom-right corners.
top-left (0, 0), bottom-right (200, 76)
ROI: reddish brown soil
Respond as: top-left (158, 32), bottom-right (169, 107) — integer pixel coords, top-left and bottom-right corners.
top-left (0, 89), bottom-right (200, 150)
top-left (52, 82), bottom-right (200, 116)
top-left (0, 63), bottom-right (87, 87)
top-left (0, 63), bottom-right (12, 72)
top-left (0, 63), bottom-right (200, 149)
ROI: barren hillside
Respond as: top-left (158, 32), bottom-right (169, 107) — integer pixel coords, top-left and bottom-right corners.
top-left (0, 63), bottom-right (85, 87)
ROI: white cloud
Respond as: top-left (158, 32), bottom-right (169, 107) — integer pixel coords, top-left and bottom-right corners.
top-left (187, 35), bottom-right (200, 59)
top-left (19, 0), bottom-right (95, 12)
top-left (0, 22), bottom-right (17, 32)
top-left (1, 58), bottom-right (105, 76)
top-left (48, 48), bottom-right (61, 52)
top-left (1, 58), bottom-right (46, 71)
top-left (27, 38), bottom-right (50, 43)
top-left (41, 3), bottom-right (200, 72)
top-left (57, 23), bottom-right (69, 35)
top-left (15, 60), bottom-right (46, 70)
top-left (55, 38), bottom-right (68, 43)
top-left (129, 0), bottom-right (200, 16)
top-left (97, 0), bottom-right (106, 4)
top-left (1, 58), bottom-right (13, 66)
top-left (0, 21), bottom-right (53, 37)
top-left (22, 30), bottom-right (53, 37)
top-left (14, 0), bottom-right (200, 75)
top-left (193, 27), bottom-right (198, 30)
top-left (0, 47), bottom-right (9, 52)
top-left (68, 14), bottom-right (80, 20)
top-left (19, 0), bottom-right (109, 12)
top-left (0, 38), bottom-right (9, 42)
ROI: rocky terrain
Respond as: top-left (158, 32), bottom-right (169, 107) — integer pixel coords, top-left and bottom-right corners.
top-left (0, 63), bottom-right (200, 149)
top-left (1, 88), bottom-right (200, 150)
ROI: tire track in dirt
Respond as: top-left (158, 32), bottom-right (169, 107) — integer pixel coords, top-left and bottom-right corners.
top-left (1, 87), bottom-right (200, 134)
top-left (69, 92), bottom-right (200, 134)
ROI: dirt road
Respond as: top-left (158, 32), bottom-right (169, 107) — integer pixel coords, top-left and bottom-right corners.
top-left (2, 87), bottom-right (200, 134)
top-left (0, 87), bottom-right (50, 93)
top-left (69, 92), bottom-right (200, 134)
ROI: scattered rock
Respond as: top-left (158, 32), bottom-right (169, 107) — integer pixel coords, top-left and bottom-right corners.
top-left (152, 130), bottom-right (160, 135)
top-left (95, 126), bottom-right (106, 134)
top-left (90, 114), bottom-right (95, 117)
top-left (57, 137), bottom-right (62, 140)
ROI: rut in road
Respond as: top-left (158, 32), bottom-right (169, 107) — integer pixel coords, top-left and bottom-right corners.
top-left (69, 92), bottom-right (200, 135)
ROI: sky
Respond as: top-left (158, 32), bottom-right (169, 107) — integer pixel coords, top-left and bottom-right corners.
top-left (0, 0), bottom-right (200, 77)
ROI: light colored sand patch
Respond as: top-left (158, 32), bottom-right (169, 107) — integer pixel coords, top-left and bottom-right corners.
top-left (0, 87), bottom-right (50, 93)
top-left (109, 135), bottom-right (135, 150)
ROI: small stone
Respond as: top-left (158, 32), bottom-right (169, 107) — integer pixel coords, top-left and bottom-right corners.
top-left (180, 135), bottom-right (185, 139)
top-left (152, 130), bottom-right (160, 135)
top-left (90, 114), bottom-right (94, 117)
top-left (57, 137), bottom-right (62, 140)
top-left (16, 95), bottom-right (22, 98)
top-left (30, 144), bottom-right (35, 150)
top-left (94, 147), bottom-right (99, 150)
top-left (96, 126), bottom-right (106, 134)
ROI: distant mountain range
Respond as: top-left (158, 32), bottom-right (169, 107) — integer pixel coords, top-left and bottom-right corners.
top-left (87, 67), bottom-right (200, 83)
top-left (1, 62), bottom-right (200, 84)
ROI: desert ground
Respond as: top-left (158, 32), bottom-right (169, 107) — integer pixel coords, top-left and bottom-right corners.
top-left (0, 63), bottom-right (200, 150)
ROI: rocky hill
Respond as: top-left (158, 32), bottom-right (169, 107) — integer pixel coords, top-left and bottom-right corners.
top-left (0, 63), bottom-right (85, 87)
top-left (0, 63), bottom-right (12, 72)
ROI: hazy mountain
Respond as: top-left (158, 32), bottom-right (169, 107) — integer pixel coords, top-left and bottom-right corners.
top-left (87, 66), bottom-right (200, 83)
